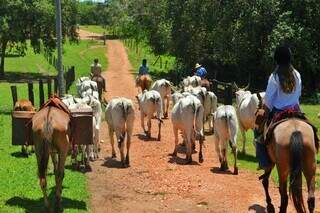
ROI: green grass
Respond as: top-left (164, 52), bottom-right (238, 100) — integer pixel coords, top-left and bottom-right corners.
top-left (226, 104), bottom-right (320, 188)
top-left (0, 39), bottom-right (108, 212)
top-left (123, 39), bottom-right (176, 77)
top-left (5, 44), bottom-right (55, 75)
top-left (79, 25), bottom-right (107, 34)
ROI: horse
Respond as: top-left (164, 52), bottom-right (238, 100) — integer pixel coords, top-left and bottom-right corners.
top-left (255, 94), bottom-right (317, 213)
top-left (91, 75), bottom-right (106, 101)
top-left (14, 99), bottom-right (35, 155)
top-left (32, 101), bottom-right (70, 210)
top-left (135, 74), bottom-right (152, 92)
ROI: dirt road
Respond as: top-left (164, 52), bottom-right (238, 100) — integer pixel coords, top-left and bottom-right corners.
top-left (85, 38), bottom-right (317, 212)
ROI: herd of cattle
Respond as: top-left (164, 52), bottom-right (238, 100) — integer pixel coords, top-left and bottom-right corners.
top-left (59, 75), bottom-right (266, 174)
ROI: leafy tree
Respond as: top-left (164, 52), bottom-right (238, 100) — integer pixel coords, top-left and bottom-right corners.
top-left (0, 0), bottom-right (78, 77)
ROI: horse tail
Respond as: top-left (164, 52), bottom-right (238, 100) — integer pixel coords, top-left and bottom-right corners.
top-left (289, 130), bottom-right (306, 213)
top-left (39, 108), bottom-right (53, 176)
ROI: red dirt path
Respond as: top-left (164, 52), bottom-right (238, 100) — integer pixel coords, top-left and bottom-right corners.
top-left (85, 38), bottom-right (319, 212)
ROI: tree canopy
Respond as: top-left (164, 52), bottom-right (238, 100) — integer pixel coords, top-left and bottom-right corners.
top-left (0, 0), bottom-right (78, 77)
top-left (105, 0), bottom-right (320, 93)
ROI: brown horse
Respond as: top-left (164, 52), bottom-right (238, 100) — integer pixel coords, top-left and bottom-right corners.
top-left (91, 75), bottom-right (106, 101)
top-left (32, 105), bottom-right (70, 210)
top-left (256, 97), bottom-right (317, 212)
top-left (135, 74), bottom-right (152, 92)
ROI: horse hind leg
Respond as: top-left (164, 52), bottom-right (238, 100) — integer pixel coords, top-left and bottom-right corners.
top-left (260, 168), bottom-right (275, 213)
top-left (304, 165), bottom-right (316, 213)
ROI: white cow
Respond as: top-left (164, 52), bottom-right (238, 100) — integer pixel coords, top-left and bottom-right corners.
top-left (182, 76), bottom-right (202, 89)
top-left (150, 79), bottom-right (172, 118)
top-left (235, 88), bottom-right (265, 154)
top-left (213, 105), bottom-right (238, 175)
top-left (136, 90), bottom-right (163, 140)
top-left (76, 77), bottom-right (99, 100)
top-left (190, 87), bottom-right (218, 133)
top-left (105, 97), bottom-right (135, 167)
top-left (171, 92), bottom-right (185, 106)
top-left (171, 95), bottom-right (204, 164)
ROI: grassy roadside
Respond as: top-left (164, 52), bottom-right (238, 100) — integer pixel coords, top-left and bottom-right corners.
top-left (123, 39), bottom-right (176, 77)
top-left (0, 39), bottom-right (107, 212)
top-left (79, 25), bottom-right (107, 34)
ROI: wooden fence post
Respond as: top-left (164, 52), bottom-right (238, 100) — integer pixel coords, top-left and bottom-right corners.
top-left (39, 79), bottom-right (44, 106)
top-left (47, 78), bottom-right (52, 98)
top-left (103, 32), bottom-right (106, 45)
top-left (159, 56), bottom-right (162, 69)
top-left (10, 85), bottom-right (17, 107)
top-left (28, 81), bottom-right (34, 105)
top-left (54, 78), bottom-right (58, 94)
top-left (224, 85), bottom-right (233, 105)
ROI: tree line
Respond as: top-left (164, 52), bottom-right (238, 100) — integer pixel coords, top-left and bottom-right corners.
top-left (105, 0), bottom-right (320, 94)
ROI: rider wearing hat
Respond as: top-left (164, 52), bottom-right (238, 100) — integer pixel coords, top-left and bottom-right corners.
top-left (195, 63), bottom-right (207, 79)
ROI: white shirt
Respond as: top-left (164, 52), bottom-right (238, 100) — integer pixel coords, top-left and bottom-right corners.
top-left (264, 69), bottom-right (301, 110)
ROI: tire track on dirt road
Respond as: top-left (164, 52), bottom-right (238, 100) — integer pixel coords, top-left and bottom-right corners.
top-left (86, 39), bottom-right (315, 213)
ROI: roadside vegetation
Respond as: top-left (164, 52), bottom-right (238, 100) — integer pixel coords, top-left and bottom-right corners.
top-left (79, 25), bottom-right (107, 34)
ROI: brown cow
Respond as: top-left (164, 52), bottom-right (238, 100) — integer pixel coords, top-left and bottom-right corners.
top-left (14, 99), bottom-right (35, 155)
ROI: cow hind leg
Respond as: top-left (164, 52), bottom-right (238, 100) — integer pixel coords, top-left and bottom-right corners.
top-left (125, 133), bottom-right (131, 167)
top-left (109, 127), bottom-right (116, 158)
top-left (172, 126), bottom-right (179, 156)
top-left (185, 134), bottom-right (193, 164)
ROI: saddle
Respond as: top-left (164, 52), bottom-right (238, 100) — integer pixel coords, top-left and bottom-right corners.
top-left (40, 95), bottom-right (70, 115)
top-left (264, 109), bottom-right (319, 151)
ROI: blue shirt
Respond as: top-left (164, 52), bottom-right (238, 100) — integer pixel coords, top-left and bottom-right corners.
top-left (138, 65), bottom-right (149, 75)
top-left (195, 67), bottom-right (207, 78)
top-left (264, 69), bottom-right (301, 110)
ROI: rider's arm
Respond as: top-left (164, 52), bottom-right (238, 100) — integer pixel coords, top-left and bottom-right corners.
top-left (264, 73), bottom-right (277, 111)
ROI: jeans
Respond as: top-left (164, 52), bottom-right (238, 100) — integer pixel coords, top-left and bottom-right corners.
top-left (254, 129), bottom-right (272, 168)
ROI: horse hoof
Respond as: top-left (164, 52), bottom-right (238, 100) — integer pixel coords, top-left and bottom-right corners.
top-left (185, 157), bottom-right (192, 164)
top-left (267, 204), bottom-right (275, 213)
top-left (112, 153), bottom-right (116, 158)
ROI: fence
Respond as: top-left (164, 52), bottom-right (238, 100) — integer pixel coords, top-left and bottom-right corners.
top-left (9, 66), bottom-right (75, 108)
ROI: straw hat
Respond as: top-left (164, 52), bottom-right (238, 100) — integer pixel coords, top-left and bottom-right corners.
top-left (195, 63), bottom-right (201, 69)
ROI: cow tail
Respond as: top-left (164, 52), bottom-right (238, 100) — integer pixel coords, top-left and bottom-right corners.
top-left (289, 131), bottom-right (306, 212)
top-left (121, 101), bottom-right (129, 121)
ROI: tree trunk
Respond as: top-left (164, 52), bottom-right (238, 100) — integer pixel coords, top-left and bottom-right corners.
top-left (0, 40), bottom-right (7, 79)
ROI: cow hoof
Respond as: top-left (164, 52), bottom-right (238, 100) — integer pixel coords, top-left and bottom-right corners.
top-left (185, 157), bottom-right (192, 164)
top-left (199, 155), bottom-right (204, 163)
top-left (172, 151), bottom-right (177, 157)
top-left (112, 153), bottom-right (116, 158)
top-left (157, 136), bottom-right (161, 141)
top-left (233, 167), bottom-right (238, 175)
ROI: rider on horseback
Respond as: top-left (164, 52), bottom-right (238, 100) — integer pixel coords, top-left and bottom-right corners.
top-left (194, 63), bottom-right (207, 79)
top-left (91, 58), bottom-right (106, 100)
top-left (138, 59), bottom-right (149, 76)
top-left (255, 45), bottom-right (302, 170)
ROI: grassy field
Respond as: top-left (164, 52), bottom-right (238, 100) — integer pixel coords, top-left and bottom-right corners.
top-left (123, 39), bottom-right (176, 76)
top-left (79, 25), bottom-right (107, 34)
top-left (0, 39), bottom-right (107, 212)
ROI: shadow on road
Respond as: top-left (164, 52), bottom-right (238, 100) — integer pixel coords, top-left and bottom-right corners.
top-left (248, 204), bottom-right (266, 212)
top-left (210, 167), bottom-right (234, 175)
top-left (135, 133), bottom-right (159, 142)
top-left (168, 155), bottom-right (200, 166)
top-left (102, 157), bottom-right (126, 169)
